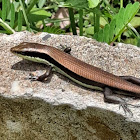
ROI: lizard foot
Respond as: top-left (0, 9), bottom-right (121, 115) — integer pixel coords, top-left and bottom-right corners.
top-left (119, 100), bottom-right (140, 116)
top-left (119, 101), bottom-right (133, 116)
top-left (28, 66), bottom-right (53, 82)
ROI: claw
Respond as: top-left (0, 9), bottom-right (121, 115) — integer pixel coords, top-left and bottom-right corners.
top-left (119, 102), bottom-right (133, 116)
top-left (119, 99), bottom-right (140, 116)
top-left (127, 103), bottom-right (140, 108)
top-left (27, 66), bottom-right (53, 82)
top-left (28, 73), bottom-right (39, 81)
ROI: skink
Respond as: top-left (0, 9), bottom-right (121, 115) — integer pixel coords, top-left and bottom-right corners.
top-left (10, 42), bottom-right (140, 111)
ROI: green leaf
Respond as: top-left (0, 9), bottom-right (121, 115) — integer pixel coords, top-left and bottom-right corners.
top-left (43, 26), bottom-right (65, 34)
top-left (68, 8), bottom-right (77, 35)
top-left (130, 17), bottom-right (140, 28)
top-left (84, 20), bottom-right (89, 27)
top-left (13, 1), bottom-right (20, 11)
top-left (38, 0), bottom-right (47, 8)
top-left (18, 10), bottom-right (22, 31)
top-left (6, 0), bottom-right (11, 18)
top-left (109, 19), bottom-right (116, 42)
top-left (26, 0), bottom-right (38, 14)
top-left (124, 38), bottom-right (137, 46)
top-left (115, 8), bottom-right (124, 35)
top-left (0, 18), bottom-right (15, 34)
top-left (103, 24), bottom-right (110, 43)
top-left (94, 2), bottom-right (140, 44)
top-left (79, 9), bottom-right (83, 36)
top-left (123, 4), bottom-right (132, 24)
top-left (98, 29), bottom-right (103, 42)
top-left (10, 3), bottom-right (15, 28)
top-left (0, 30), bottom-right (9, 34)
top-left (85, 26), bottom-right (94, 35)
top-left (137, 38), bottom-right (140, 47)
top-left (88, 0), bottom-right (100, 8)
top-left (28, 8), bottom-right (52, 22)
top-left (2, 0), bottom-right (7, 21)
top-left (60, 0), bottom-right (88, 9)
top-left (19, 0), bottom-right (31, 31)
top-left (100, 17), bottom-right (108, 27)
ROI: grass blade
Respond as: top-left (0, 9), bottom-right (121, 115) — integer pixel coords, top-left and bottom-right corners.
top-left (79, 9), bottom-right (83, 36)
top-left (26, 0), bottom-right (38, 14)
top-left (2, 0), bottom-right (7, 21)
top-left (19, 0), bottom-right (31, 31)
top-left (94, 4), bottom-right (100, 33)
top-left (10, 3), bottom-right (15, 28)
top-left (18, 10), bottom-right (22, 31)
top-left (0, 18), bottom-right (15, 34)
top-left (68, 8), bottom-right (77, 35)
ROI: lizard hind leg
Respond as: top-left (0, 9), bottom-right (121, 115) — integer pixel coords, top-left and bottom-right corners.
top-left (103, 87), bottom-right (133, 116)
top-left (119, 76), bottom-right (140, 85)
top-left (104, 87), bottom-right (125, 104)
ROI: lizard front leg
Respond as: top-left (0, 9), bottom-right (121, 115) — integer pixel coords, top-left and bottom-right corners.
top-left (64, 47), bottom-right (71, 54)
top-left (103, 87), bottom-right (124, 104)
top-left (29, 46), bottom-right (71, 82)
top-left (29, 65), bottom-right (53, 82)
top-left (59, 44), bottom-right (71, 54)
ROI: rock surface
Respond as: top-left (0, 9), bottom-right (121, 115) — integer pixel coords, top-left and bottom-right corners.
top-left (0, 31), bottom-right (140, 139)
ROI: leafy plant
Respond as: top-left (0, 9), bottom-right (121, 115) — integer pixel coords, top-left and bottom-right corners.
top-left (0, 0), bottom-right (59, 33)
top-left (93, 2), bottom-right (140, 44)
top-left (0, 0), bottom-right (139, 46)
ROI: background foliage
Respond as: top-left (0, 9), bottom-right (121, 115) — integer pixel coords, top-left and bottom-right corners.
top-left (0, 0), bottom-right (140, 46)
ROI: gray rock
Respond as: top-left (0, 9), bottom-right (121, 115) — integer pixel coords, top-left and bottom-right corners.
top-left (0, 31), bottom-right (140, 139)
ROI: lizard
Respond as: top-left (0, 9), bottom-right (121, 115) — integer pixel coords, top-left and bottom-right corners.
top-left (10, 42), bottom-right (140, 114)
